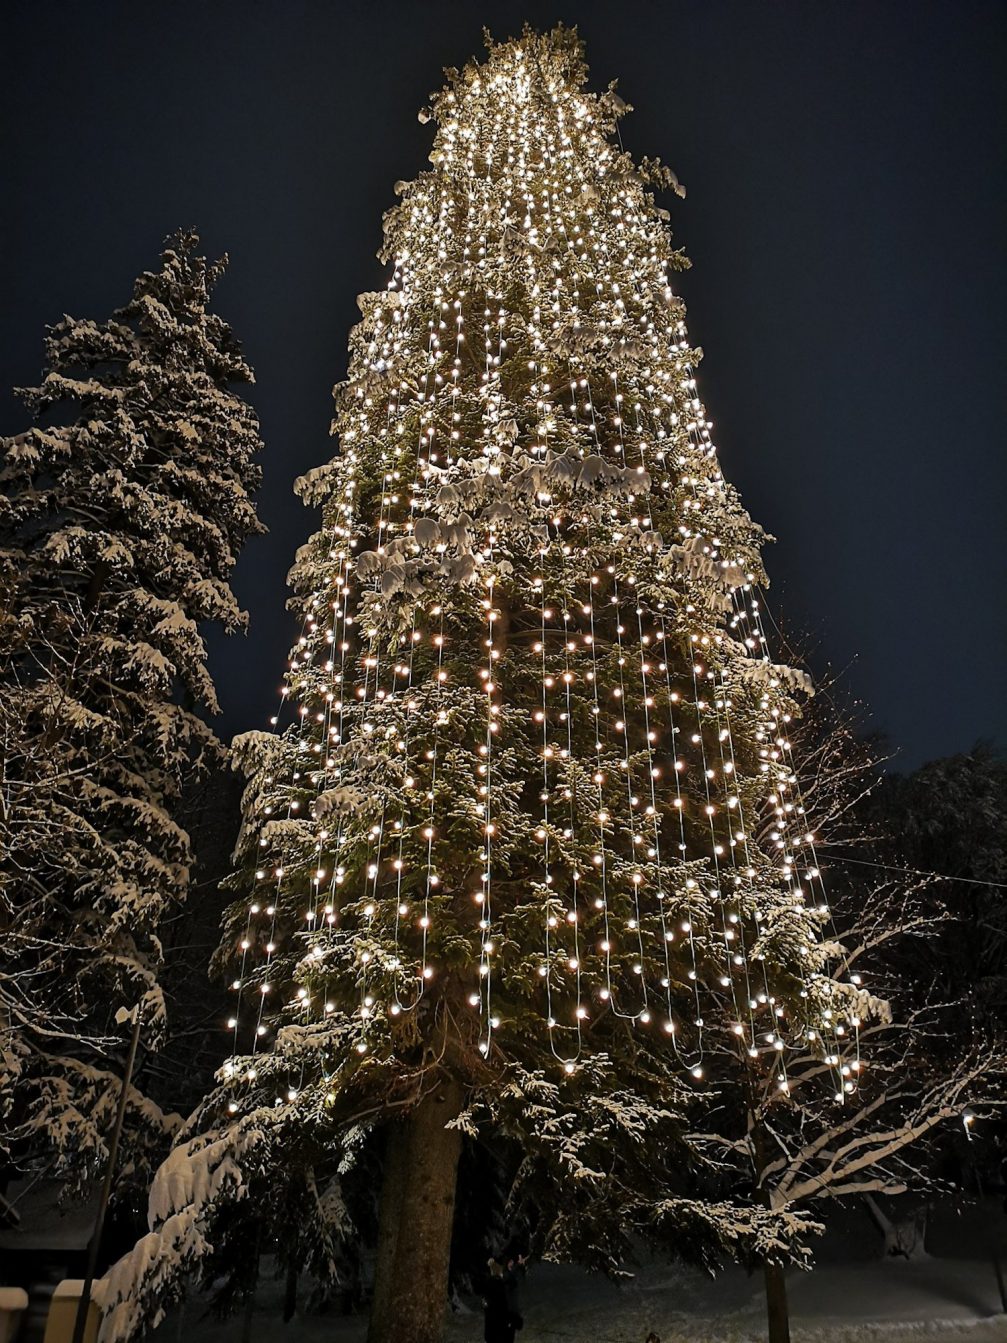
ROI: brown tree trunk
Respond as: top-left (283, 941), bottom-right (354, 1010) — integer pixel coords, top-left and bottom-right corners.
top-left (366, 1076), bottom-right (465, 1343)
top-left (367, 1117), bottom-right (413, 1342)
top-left (763, 1257), bottom-right (791, 1343)
top-left (748, 1110), bottom-right (792, 1343)
top-left (282, 1259), bottom-right (298, 1323)
top-left (84, 559), bottom-right (110, 613)
top-left (238, 1220), bottom-right (263, 1343)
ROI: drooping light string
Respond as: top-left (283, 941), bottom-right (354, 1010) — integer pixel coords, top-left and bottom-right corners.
top-left (631, 597), bottom-right (685, 1038)
top-left (744, 587), bottom-right (861, 1094)
top-left (478, 567), bottom-right (497, 1057)
top-left (226, 523), bottom-right (347, 1085)
top-left (655, 615), bottom-right (706, 1069)
top-left (558, 592), bottom-right (587, 1046)
top-left (584, 573), bottom-right (619, 1017)
top-left (668, 351), bottom-right (852, 1092)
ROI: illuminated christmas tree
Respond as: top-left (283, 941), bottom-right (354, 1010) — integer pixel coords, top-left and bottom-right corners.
top-left (100, 28), bottom-right (868, 1343)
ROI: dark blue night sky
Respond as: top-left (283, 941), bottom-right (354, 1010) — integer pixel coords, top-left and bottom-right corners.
top-left (3, 1), bottom-right (1004, 769)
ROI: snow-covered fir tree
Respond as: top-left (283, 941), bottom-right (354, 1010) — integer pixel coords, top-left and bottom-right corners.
top-left (0, 231), bottom-right (264, 1191)
top-left (101, 30), bottom-right (873, 1343)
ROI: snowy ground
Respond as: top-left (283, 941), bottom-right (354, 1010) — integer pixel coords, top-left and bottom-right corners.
top-left (155, 1252), bottom-right (1007, 1343)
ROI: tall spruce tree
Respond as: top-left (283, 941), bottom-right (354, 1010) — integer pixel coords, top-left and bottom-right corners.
top-left (0, 232), bottom-right (264, 1190)
top-left (101, 30), bottom-right (870, 1343)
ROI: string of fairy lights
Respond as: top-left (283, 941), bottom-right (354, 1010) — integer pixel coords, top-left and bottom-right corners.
top-left (223, 31), bottom-right (861, 1103)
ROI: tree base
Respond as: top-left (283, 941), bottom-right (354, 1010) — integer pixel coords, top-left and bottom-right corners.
top-left (763, 1259), bottom-right (791, 1343)
top-left (366, 1076), bottom-right (464, 1343)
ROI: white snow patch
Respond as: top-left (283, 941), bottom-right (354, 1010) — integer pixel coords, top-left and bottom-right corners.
top-left (148, 1257), bottom-right (1007, 1343)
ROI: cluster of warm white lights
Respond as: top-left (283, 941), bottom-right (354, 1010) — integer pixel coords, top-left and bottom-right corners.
top-left (224, 28), bottom-right (861, 1105)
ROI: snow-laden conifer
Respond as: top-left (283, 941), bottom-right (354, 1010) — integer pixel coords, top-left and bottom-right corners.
top-left (0, 231), bottom-right (264, 1187)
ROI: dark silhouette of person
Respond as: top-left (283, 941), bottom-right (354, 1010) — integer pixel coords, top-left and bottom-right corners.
top-left (482, 1251), bottom-right (525, 1343)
